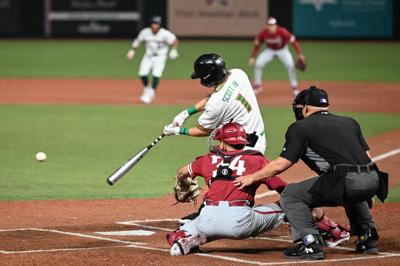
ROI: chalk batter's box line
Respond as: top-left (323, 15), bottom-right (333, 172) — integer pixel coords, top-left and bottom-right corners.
top-left (116, 219), bottom-right (400, 265)
top-left (1, 226), bottom-right (400, 266)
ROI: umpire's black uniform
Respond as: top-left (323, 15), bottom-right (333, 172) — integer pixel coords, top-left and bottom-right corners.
top-left (280, 86), bottom-right (387, 256)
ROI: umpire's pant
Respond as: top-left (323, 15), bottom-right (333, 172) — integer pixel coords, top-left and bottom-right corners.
top-left (280, 171), bottom-right (379, 241)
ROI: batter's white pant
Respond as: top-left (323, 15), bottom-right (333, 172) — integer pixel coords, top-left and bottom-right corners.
top-left (138, 54), bottom-right (167, 77)
top-left (180, 202), bottom-right (285, 242)
top-left (254, 45), bottom-right (298, 88)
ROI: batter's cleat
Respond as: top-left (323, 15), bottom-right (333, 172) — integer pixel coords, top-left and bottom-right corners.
top-left (170, 233), bottom-right (207, 256)
top-left (140, 87), bottom-right (155, 104)
top-left (284, 234), bottom-right (324, 260)
top-left (252, 84), bottom-right (263, 94)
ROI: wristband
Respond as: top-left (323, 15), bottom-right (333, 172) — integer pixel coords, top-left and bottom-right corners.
top-left (187, 106), bottom-right (197, 115)
top-left (179, 127), bottom-right (190, 135)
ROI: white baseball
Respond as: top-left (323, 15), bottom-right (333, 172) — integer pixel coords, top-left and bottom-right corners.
top-left (35, 152), bottom-right (47, 162)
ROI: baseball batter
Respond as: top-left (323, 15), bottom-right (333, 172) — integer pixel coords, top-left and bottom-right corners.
top-left (127, 16), bottom-right (179, 104)
top-left (249, 17), bottom-right (305, 96)
top-left (163, 53), bottom-right (267, 154)
top-left (167, 123), bottom-right (350, 256)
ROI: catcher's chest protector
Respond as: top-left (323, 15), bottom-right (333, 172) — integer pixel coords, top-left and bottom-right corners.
top-left (213, 155), bottom-right (235, 182)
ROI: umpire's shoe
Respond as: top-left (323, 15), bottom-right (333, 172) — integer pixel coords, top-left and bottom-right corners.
top-left (284, 234), bottom-right (324, 260)
top-left (355, 228), bottom-right (379, 254)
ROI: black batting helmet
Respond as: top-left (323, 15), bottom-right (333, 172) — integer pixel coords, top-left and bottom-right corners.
top-left (191, 53), bottom-right (229, 87)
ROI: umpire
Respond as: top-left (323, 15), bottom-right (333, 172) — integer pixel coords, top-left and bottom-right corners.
top-left (234, 86), bottom-right (388, 260)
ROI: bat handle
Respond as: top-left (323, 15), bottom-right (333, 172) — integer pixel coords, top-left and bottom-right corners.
top-left (146, 133), bottom-right (166, 150)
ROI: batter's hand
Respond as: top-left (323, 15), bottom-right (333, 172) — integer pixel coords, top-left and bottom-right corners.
top-left (248, 57), bottom-right (255, 66)
top-left (127, 49), bottom-right (135, 60)
top-left (163, 123), bottom-right (181, 136)
top-left (169, 48), bottom-right (179, 60)
top-left (233, 175), bottom-right (255, 190)
top-left (173, 109), bottom-right (190, 126)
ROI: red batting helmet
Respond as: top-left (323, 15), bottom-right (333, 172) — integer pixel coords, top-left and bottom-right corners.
top-left (213, 122), bottom-right (249, 145)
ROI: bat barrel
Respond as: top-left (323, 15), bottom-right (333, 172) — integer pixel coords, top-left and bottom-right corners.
top-left (106, 133), bottom-right (165, 186)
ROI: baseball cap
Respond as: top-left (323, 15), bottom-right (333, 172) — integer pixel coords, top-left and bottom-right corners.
top-left (295, 86), bottom-right (329, 107)
top-left (150, 16), bottom-right (162, 25)
top-left (267, 17), bottom-right (277, 25)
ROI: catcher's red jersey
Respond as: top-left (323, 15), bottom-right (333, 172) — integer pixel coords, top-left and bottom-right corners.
top-left (255, 26), bottom-right (295, 50)
top-left (188, 150), bottom-right (268, 202)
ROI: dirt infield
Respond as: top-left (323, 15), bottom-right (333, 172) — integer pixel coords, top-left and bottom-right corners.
top-left (0, 78), bottom-right (399, 265)
top-left (1, 79), bottom-right (399, 113)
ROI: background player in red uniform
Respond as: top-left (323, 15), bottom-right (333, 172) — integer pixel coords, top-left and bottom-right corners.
top-left (166, 123), bottom-right (349, 256)
top-left (249, 17), bottom-right (306, 96)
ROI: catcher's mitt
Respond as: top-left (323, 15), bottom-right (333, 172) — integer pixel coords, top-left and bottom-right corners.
top-left (173, 177), bottom-right (200, 204)
top-left (295, 58), bottom-right (307, 71)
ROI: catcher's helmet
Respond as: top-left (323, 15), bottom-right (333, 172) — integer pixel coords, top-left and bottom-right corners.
top-left (213, 122), bottom-right (249, 145)
top-left (191, 53), bottom-right (229, 87)
top-left (150, 15), bottom-right (162, 25)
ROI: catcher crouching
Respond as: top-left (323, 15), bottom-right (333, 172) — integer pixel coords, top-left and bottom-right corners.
top-left (167, 122), bottom-right (350, 256)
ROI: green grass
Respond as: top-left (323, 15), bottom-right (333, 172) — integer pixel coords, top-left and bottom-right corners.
top-left (387, 184), bottom-right (400, 202)
top-left (1, 40), bottom-right (400, 81)
top-left (0, 104), bottom-right (399, 201)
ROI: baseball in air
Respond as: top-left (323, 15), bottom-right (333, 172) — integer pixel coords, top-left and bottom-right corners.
top-left (35, 152), bottom-right (47, 162)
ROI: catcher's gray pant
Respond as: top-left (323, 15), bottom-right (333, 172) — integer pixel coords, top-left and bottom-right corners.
top-left (180, 201), bottom-right (285, 242)
top-left (280, 172), bottom-right (379, 241)
top-left (254, 45), bottom-right (297, 88)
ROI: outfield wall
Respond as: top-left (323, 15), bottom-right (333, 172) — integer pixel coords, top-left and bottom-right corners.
top-left (1, 0), bottom-right (399, 39)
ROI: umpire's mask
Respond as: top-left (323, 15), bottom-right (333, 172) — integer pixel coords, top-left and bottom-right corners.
top-left (292, 90), bottom-right (307, 120)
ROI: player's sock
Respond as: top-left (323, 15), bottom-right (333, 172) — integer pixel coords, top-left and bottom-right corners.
top-left (140, 76), bottom-right (148, 87)
top-left (152, 76), bottom-right (160, 90)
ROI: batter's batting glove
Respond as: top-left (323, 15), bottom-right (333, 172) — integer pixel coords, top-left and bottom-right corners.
top-left (173, 110), bottom-right (190, 126)
top-left (163, 124), bottom-right (181, 136)
top-left (169, 48), bottom-right (179, 60)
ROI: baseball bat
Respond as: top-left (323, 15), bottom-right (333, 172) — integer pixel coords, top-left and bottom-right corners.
top-left (106, 133), bottom-right (165, 186)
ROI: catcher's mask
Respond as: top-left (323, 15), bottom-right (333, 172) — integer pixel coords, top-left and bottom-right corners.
top-left (191, 53), bottom-right (229, 88)
top-left (292, 86), bottom-right (329, 120)
top-left (209, 122), bottom-right (249, 151)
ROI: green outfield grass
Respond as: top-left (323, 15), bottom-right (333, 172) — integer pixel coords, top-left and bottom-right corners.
top-left (1, 40), bottom-right (400, 81)
top-left (0, 104), bottom-right (399, 201)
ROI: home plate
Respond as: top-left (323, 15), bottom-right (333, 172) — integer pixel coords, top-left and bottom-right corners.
top-left (95, 230), bottom-right (155, 236)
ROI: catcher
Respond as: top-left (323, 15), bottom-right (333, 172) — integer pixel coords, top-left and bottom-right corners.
top-left (167, 122), bottom-right (350, 256)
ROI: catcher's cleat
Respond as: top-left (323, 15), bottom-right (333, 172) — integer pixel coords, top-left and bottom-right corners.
top-left (323, 231), bottom-right (350, 248)
top-left (170, 233), bottom-right (207, 256)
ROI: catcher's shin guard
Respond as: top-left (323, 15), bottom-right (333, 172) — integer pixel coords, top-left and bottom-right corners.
top-left (316, 215), bottom-right (350, 247)
top-left (166, 230), bottom-right (187, 247)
